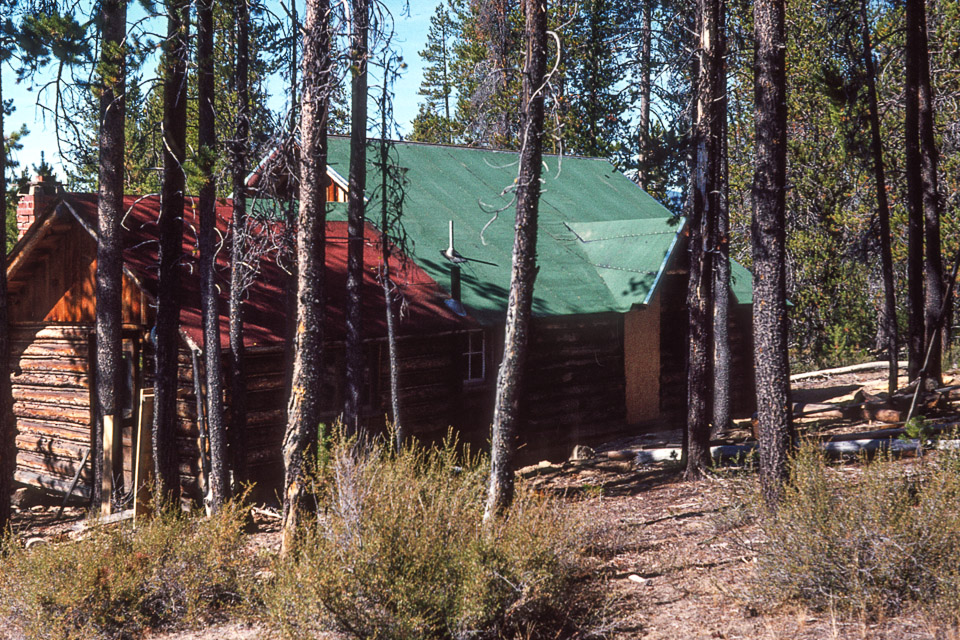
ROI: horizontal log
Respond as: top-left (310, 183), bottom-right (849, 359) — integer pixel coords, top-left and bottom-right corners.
top-left (12, 341), bottom-right (90, 359)
top-left (12, 358), bottom-right (88, 375)
top-left (14, 401), bottom-right (91, 426)
top-left (11, 371), bottom-right (89, 388)
top-left (16, 419), bottom-right (90, 442)
top-left (11, 325), bottom-right (94, 341)
top-left (16, 433), bottom-right (87, 460)
top-left (862, 402), bottom-right (904, 424)
top-left (16, 450), bottom-right (89, 482)
top-left (790, 361), bottom-right (908, 382)
top-left (13, 386), bottom-right (91, 408)
top-left (633, 437), bottom-right (921, 466)
top-left (15, 469), bottom-right (91, 499)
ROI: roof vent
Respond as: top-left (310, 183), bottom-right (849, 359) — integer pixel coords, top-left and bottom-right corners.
top-left (441, 220), bottom-right (466, 264)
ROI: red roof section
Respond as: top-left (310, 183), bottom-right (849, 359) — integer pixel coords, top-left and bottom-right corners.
top-left (64, 194), bottom-right (471, 348)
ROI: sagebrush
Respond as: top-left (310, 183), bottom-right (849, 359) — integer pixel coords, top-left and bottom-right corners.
top-left (262, 432), bottom-right (599, 640)
top-left (0, 501), bottom-right (249, 640)
top-left (753, 441), bottom-right (960, 621)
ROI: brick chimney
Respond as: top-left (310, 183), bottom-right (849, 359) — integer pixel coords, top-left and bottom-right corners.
top-left (16, 175), bottom-right (62, 240)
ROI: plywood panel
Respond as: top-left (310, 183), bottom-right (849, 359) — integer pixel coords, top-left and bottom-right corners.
top-left (625, 291), bottom-right (661, 423)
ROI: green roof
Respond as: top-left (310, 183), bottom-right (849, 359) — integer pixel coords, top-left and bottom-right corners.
top-left (291, 138), bottom-right (751, 324)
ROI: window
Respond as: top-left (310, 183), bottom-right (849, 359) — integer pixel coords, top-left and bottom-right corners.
top-left (462, 331), bottom-right (486, 384)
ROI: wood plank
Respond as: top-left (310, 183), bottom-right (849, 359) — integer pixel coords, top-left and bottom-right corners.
top-left (133, 390), bottom-right (154, 522)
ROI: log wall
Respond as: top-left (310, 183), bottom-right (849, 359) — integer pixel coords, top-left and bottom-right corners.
top-left (519, 315), bottom-right (626, 461)
top-left (11, 325), bottom-right (94, 497)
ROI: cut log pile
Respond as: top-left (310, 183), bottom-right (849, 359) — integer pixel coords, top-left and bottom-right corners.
top-left (771, 380), bottom-right (953, 431)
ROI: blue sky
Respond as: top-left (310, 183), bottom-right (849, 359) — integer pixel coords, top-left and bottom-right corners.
top-left (4, 0), bottom-right (434, 180)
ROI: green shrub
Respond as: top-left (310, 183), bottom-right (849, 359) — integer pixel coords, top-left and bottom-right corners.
top-left (0, 501), bottom-right (249, 640)
top-left (753, 442), bottom-right (960, 621)
top-left (262, 434), bottom-right (596, 640)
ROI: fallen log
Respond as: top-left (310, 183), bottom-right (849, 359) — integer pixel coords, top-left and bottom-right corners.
top-left (790, 360), bottom-right (907, 382)
top-left (862, 402), bottom-right (903, 424)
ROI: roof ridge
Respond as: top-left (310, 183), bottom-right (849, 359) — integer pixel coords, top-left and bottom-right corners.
top-left (327, 134), bottom-right (615, 163)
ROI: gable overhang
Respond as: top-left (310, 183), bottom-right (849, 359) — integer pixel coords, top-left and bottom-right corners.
top-left (59, 197), bottom-right (203, 353)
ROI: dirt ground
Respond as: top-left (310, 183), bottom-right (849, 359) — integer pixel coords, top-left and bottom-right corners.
top-left (8, 364), bottom-right (960, 640)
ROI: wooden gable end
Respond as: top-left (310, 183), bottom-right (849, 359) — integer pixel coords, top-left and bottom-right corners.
top-left (8, 211), bottom-right (149, 326)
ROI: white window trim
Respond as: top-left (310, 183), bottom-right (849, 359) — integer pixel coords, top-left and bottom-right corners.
top-left (463, 330), bottom-right (486, 384)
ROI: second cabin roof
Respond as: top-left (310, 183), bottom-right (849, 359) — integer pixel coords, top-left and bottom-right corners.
top-left (253, 137), bottom-right (754, 324)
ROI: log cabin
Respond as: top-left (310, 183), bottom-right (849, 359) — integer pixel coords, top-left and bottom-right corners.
top-left (7, 139), bottom-right (755, 505)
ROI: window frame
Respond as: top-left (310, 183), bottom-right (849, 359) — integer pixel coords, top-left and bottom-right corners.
top-left (462, 330), bottom-right (486, 385)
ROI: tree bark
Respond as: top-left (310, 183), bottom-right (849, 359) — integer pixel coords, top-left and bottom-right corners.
top-left (379, 79), bottom-right (402, 445)
top-left (483, 0), bottom-right (547, 522)
top-left (284, 0), bottom-right (299, 406)
top-left (753, 0), bottom-right (792, 509)
top-left (230, 0), bottom-right (250, 483)
top-left (686, 0), bottom-right (721, 479)
top-left (712, 0), bottom-right (731, 436)
top-left (198, 0), bottom-right (228, 511)
top-left (637, 0), bottom-right (652, 189)
top-left (282, 0), bottom-right (330, 555)
top-left (344, 0), bottom-right (369, 436)
top-left (915, 0), bottom-right (942, 385)
top-left (0, 58), bottom-right (14, 531)
top-left (153, 0), bottom-right (190, 506)
top-left (904, 0), bottom-right (924, 383)
top-left (93, 0), bottom-right (126, 513)
top-left (860, 0), bottom-right (898, 397)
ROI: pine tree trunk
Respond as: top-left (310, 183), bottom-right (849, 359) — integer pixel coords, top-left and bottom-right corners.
top-left (860, 0), bottom-right (898, 396)
top-left (712, 0), bottom-right (731, 436)
top-left (0, 62), bottom-right (14, 531)
top-left (198, 0), bottom-right (228, 510)
top-left (153, 0), bottom-right (190, 505)
top-left (380, 98), bottom-right (402, 445)
top-left (686, 0), bottom-right (720, 479)
top-left (344, 0), bottom-right (369, 436)
top-left (904, 0), bottom-right (925, 383)
top-left (483, 0), bottom-right (547, 522)
top-left (284, 0), bottom-right (299, 404)
top-left (230, 0), bottom-right (250, 483)
top-left (637, 1), bottom-right (652, 189)
top-left (282, 0), bottom-right (330, 555)
top-left (94, 0), bottom-right (126, 513)
top-left (915, 0), bottom-right (942, 385)
top-left (753, 0), bottom-right (792, 509)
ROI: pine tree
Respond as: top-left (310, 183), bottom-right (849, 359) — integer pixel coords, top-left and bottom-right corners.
top-left (93, 0), bottom-right (126, 513)
top-left (753, 0), bottom-right (792, 509)
top-left (915, 0), bottom-right (942, 385)
top-left (282, 0), bottom-right (331, 555)
top-left (153, 0), bottom-right (190, 504)
top-left (412, 2), bottom-right (458, 144)
top-left (560, 0), bottom-right (627, 157)
top-left (859, 0), bottom-right (897, 395)
top-left (344, 0), bottom-right (370, 436)
top-left (685, 0), bottom-right (722, 479)
top-left (905, 0), bottom-right (925, 383)
top-left (229, 0), bottom-right (250, 485)
top-left (484, 0), bottom-right (548, 521)
top-left (198, 0), bottom-right (228, 510)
